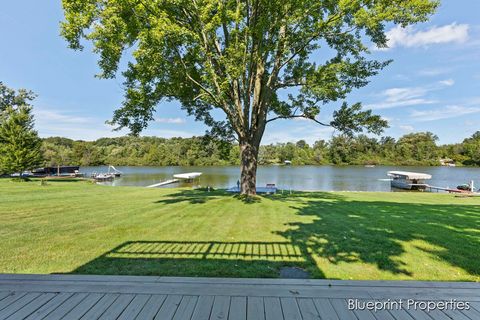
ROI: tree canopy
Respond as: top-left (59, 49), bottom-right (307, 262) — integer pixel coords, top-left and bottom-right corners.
top-left (0, 82), bottom-right (36, 112)
top-left (61, 0), bottom-right (438, 194)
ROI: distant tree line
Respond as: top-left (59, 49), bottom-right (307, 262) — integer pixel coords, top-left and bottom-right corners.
top-left (40, 131), bottom-right (480, 167)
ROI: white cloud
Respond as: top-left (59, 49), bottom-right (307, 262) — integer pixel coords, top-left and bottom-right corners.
top-left (438, 79), bottom-right (455, 86)
top-left (155, 117), bottom-right (186, 124)
top-left (381, 23), bottom-right (469, 50)
top-left (411, 105), bottom-right (480, 121)
top-left (34, 110), bottom-right (92, 124)
top-left (37, 123), bottom-right (128, 141)
top-left (366, 80), bottom-right (455, 110)
top-left (366, 86), bottom-right (435, 110)
top-left (399, 125), bottom-right (414, 132)
top-left (32, 108), bottom-right (201, 140)
top-left (418, 68), bottom-right (452, 77)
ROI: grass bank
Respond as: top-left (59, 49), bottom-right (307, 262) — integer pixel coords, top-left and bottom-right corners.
top-left (0, 179), bottom-right (478, 281)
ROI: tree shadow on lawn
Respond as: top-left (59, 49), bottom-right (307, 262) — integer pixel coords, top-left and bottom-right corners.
top-left (154, 189), bottom-right (235, 205)
top-left (153, 188), bottom-right (341, 205)
top-left (274, 195), bottom-right (480, 279)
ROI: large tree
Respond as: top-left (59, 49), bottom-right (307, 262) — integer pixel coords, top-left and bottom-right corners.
top-left (0, 83), bottom-right (42, 176)
top-left (0, 106), bottom-right (43, 177)
top-left (61, 0), bottom-right (438, 195)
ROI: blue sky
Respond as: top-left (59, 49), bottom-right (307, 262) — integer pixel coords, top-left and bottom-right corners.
top-left (0, 1), bottom-right (479, 145)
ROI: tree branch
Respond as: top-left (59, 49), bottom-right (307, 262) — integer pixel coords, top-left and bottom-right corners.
top-left (266, 114), bottom-right (330, 127)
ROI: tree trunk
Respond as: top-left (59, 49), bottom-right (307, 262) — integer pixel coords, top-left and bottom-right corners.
top-left (240, 140), bottom-right (259, 196)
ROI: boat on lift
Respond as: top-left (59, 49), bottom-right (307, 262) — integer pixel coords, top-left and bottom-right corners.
top-left (387, 171), bottom-right (432, 190)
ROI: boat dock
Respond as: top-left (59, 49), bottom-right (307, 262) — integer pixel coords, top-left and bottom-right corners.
top-left (146, 179), bottom-right (180, 188)
top-left (425, 185), bottom-right (469, 193)
top-left (146, 172), bottom-right (202, 188)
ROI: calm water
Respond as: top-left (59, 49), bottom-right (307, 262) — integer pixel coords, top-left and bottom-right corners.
top-left (81, 165), bottom-right (480, 192)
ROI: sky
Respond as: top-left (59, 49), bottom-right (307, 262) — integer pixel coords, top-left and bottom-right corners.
top-left (0, 1), bottom-right (479, 145)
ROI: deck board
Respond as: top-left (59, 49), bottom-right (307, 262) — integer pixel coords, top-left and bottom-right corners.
top-left (62, 293), bottom-right (104, 320)
top-left (0, 293), bottom-right (11, 303)
top-left (172, 296), bottom-right (197, 320)
top-left (0, 274), bottom-right (477, 320)
top-left (4, 293), bottom-right (56, 320)
top-left (228, 296), bottom-right (246, 320)
top-left (422, 309), bottom-right (451, 320)
top-left (23, 292), bottom-right (72, 320)
top-left (461, 306), bottom-right (480, 320)
top-left (79, 294), bottom-right (119, 320)
top-left (134, 294), bottom-right (166, 320)
top-left (154, 295), bottom-right (182, 319)
top-left (46, 293), bottom-right (88, 320)
top-left (0, 292), bottom-right (41, 319)
top-left (442, 308), bottom-right (472, 320)
top-left (388, 308), bottom-right (415, 320)
top-left (98, 293), bottom-right (135, 320)
top-left (280, 297), bottom-right (302, 320)
top-left (116, 294), bottom-right (150, 320)
top-left (190, 295), bottom-right (214, 320)
top-left (296, 298), bottom-right (320, 320)
top-left (313, 299), bottom-right (339, 320)
top-left (247, 297), bottom-right (265, 320)
top-left (329, 299), bottom-right (358, 320)
top-left (209, 296), bottom-right (230, 320)
top-left (0, 292), bottom-right (27, 312)
top-left (264, 297), bottom-right (283, 320)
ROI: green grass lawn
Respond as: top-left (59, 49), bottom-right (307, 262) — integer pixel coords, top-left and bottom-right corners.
top-left (0, 178), bottom-right (479, 281)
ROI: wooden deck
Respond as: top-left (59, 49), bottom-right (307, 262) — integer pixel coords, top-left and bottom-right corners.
top-left (0, 274), bottom-right (479, 319)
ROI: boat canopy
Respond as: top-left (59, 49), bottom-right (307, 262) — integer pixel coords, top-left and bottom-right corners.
top-left (173, 172), bottom-right (202, 179)
top-left (387, 171), bottom-right (432, 180)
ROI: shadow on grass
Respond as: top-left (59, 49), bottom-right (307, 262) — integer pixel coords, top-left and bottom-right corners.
top-left (154, 189), bottom-right (270, 204)
top-left (154, 189), bottom-right (231, 204)
top-left (153, 188), bottom-right (342, 205)
top-left (72, 240), bottom-right (321, 278)
top-left (274, 195), bottom-right (480, 278)
top-left (75, 191), bottom-right (480, 279)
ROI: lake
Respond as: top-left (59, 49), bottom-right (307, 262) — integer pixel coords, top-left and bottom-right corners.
top-left (81, 165), bottom-right (480, 192)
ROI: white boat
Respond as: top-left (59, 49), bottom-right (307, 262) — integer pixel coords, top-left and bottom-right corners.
top-left (173, 172), bottom-right (202, 180)
top-left (387, 171), bottom-right (432, 190)
top-left (92, 173), bottom-right (115, 181)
